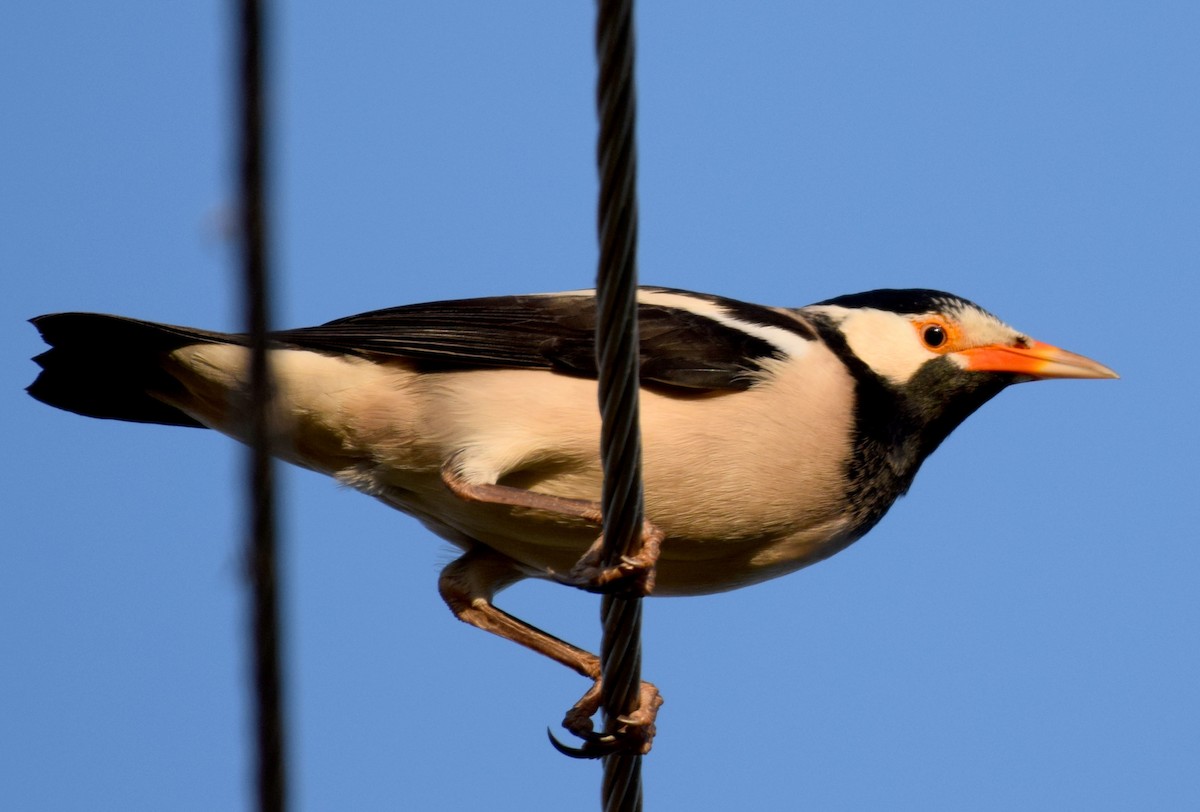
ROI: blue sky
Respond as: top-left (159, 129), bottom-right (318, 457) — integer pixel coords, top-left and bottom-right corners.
top-left (3, 2), bottom-right (1197, 809)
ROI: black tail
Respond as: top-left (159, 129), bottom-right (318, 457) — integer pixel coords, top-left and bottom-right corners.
top-left (28, 313), bottom-right (242, 428)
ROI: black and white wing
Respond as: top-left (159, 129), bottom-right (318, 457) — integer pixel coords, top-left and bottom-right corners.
top-left (275, 287), bottom-right (818, 392)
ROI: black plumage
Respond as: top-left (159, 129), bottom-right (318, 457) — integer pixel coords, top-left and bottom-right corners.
top-left (274, 287), bottom-right (811, 391)
top-left (815, 288), bottom-right (980, 316)
top-left (28, 314), bottom-right (228, 427)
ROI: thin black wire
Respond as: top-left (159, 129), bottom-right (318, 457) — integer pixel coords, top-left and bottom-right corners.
top-left (238, 0), bottom-right (288, 809)
top-left (594, 1), bottom-right (645, 810)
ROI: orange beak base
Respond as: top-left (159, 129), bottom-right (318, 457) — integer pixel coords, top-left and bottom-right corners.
top-left (959, 340), bottom-right (1119, 380)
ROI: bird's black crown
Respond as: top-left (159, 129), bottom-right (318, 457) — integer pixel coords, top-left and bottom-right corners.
top-left (814, 289), bottom-right (982, 316)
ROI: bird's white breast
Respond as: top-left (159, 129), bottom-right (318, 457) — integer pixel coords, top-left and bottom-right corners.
top-left (162, 339), bottom-right (860, 596)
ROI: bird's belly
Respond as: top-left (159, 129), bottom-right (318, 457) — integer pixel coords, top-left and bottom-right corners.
top-left (352, 463), bottom-right (860, 597)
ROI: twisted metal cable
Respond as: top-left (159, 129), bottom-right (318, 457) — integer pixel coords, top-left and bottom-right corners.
top-left (238, 0), bottom-right (288, 809)
top-left (594, 1), bottom-right (645, 810)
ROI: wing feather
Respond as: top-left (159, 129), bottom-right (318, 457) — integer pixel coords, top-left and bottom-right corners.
top-left (272, 287), bottom-right (815, 392)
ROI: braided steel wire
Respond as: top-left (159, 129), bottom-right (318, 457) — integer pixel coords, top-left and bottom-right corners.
top-left (238, 0), bottom-right (288, 808)
top-left (594, 0), bottom-right (646, 809)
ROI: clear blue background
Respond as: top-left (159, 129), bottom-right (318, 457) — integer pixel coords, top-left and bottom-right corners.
top-left (3, 2), bottom-right (1196, 809)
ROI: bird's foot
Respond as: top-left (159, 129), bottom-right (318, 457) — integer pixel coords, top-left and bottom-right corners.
top-left (548, 678), bottom-right (664, 759)
top-left (566, 520), bottom-right (664, 596)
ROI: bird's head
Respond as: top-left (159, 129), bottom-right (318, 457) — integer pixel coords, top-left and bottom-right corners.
top-left (803, 289), bottom-right (1118, 468)
top-left (807, 288), bottom-right (1117, 386)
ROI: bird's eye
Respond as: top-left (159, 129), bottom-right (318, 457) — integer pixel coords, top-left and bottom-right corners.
top-left (922, 324), bottom-right (947, 348)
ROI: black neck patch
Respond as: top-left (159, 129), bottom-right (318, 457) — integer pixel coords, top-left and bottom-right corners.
top-left (806, 310), bottom-right (1013, 541)
top-left (806, 313), bottom-right (921, 536)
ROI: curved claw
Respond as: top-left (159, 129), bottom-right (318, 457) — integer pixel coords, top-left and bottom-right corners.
top-left (546, 727), bottom-right (623, 760)
top-left (551, 677), bottom-right (663, 759)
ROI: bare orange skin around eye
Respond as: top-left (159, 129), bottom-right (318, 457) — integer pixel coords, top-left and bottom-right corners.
top-left (912, 316), bottom-right (961, 354)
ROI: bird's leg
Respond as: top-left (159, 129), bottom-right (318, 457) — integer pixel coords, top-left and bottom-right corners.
top-left (440, 460), bottom-right (661, 596)
top-left (438, 546), bottom-right (663, 757)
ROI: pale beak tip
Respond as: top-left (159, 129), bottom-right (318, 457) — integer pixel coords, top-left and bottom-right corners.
top-left (1079, 358), bottom-right (1120, 380)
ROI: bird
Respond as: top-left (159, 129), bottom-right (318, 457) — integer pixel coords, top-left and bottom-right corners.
top-left (27, 285), bottom-right (1117, 755)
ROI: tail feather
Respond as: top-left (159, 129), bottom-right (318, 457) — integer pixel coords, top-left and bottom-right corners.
top-left (28, 313), bottom-right (241, 428)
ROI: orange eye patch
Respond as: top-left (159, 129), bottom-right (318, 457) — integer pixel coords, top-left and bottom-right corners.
top-left (913, 316), bottom-right (961, 353)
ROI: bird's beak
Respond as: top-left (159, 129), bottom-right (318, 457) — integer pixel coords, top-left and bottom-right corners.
top-left (959, 339), bottom-right (1119, 380)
